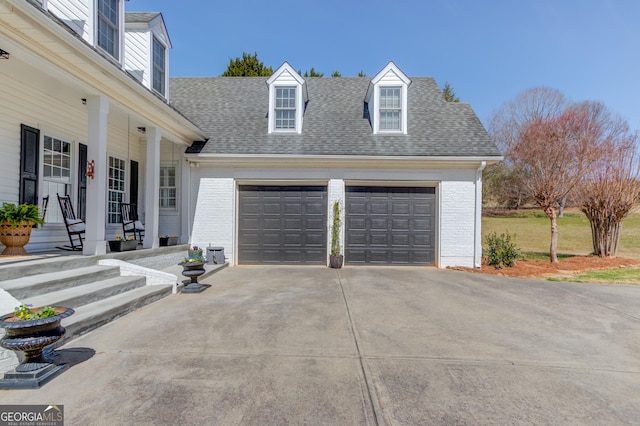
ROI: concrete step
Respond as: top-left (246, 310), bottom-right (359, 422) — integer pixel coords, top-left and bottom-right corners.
top-left (61, 284), bottom-right (173, 341)
top-left (23, 276), bottom-right (147, 309)
top-left (0, 255), bottom-right (98, 280)
top-left (2, 265), bottom-right (122, 300)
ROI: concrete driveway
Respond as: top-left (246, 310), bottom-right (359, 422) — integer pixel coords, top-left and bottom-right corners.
top-left (0, 266), bottom-right (639, 425)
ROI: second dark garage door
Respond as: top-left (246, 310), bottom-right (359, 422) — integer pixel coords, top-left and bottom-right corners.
top-left (346, 186), bottom-right (436, 265)
top-left (238, 186), bottom-right (327, 264)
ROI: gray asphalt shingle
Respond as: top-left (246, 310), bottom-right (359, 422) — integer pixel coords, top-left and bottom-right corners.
top-left (170, 76), bottom-right (501, 157)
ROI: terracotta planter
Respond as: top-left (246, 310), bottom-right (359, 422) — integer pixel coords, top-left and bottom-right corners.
top-left (0, 307), bottom-right (74, 388)
top-left (329, 254), bottom-right (344, 269)
top-left (108, 239), bottom-right (138, 252)
top-left (159, 236), bottom-right (178, 246)
top-left (0, 221), bottom-right (35, 256)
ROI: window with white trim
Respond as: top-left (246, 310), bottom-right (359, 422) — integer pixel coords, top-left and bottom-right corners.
top-left (42, 136), bottom-right (72, 223)
top-left (108, 156), bottom-right (126, 224)
top-left (379, 87), bottom-right (402, 131)
top-left (275, 87), bottom-right (296, 130)
top-left (159, 165), bottom-right (176, 209)
top-left (152, 37), bottom-right (166, 96)
top-left (97, 0), bottom-right (119, 59)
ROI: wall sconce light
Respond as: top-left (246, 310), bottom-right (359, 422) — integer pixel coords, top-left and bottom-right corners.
top-left (81, 98), bottom-right (87, 105)
top-left (137, 127), bottom-right (146, 134)
top-left (0, 49), bottom-right (9, 59)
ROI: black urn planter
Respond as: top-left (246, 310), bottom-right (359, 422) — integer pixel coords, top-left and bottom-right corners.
top-left (329, 255), bottom-right (344, 269)
top-left (180, 261), bottom-right (208, 293)
top-left (0, 307), bottom-right (75, 389)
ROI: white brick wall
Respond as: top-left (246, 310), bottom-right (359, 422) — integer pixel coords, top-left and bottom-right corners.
top-left (440, 180), bottom-right (477, 268)
top-left (327, 179), bottom-right (345, 263)
top-left (191, 178), bottom-right (235, 264)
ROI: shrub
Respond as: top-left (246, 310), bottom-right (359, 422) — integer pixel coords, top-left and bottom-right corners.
top-left (484, 231), bottom-right (521, 268)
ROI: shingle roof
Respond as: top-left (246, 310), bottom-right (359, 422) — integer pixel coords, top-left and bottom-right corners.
top-left (125, 12), bottom-right (161, 23)
top-left (170, 76), bottom-right (501, 157)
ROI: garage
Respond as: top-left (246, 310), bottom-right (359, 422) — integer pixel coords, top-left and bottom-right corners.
top-left (345, 186), bottom-right (436, 265)
top-left (238, 186), bottom-right (327, 264)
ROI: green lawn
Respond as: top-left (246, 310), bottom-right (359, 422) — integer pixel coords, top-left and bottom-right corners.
top-left (482, 209), bottom-right (640, 260)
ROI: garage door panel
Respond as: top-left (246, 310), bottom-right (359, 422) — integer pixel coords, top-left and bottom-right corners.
top-left (346, 186), bottom-right (435, 266)
top-left (238, 186), bottom-right (327, 265)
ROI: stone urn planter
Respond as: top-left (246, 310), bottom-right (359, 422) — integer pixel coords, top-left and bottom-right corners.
top-left (0, 306), bottom-right (74, 389)
top-left (180, 261), bottom-right (207, 293)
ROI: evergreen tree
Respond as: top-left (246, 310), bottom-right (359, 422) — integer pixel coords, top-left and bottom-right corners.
top-left (442, 81), bottom-right (460, 102)
top-left (221, 52), bottom-right (273, 77)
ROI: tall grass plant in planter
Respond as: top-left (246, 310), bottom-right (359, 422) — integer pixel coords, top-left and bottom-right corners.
top-left (0, 203), bottom-right (44, 256)
top-left (329, 201), bottom-right (343, 268)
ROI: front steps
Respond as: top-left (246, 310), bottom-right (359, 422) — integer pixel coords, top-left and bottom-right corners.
top-left (0, 246), bottom-right (188, 344)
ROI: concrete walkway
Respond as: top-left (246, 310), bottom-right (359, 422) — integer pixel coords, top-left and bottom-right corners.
top-left (0, 266), bottom-right (639, 425)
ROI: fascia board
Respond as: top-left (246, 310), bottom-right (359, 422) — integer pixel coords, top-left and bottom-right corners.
top-left (185, 153), bottom-right (504, 168)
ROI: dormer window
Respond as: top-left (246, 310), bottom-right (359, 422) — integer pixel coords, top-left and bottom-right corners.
top-left (366, 62), bottom-right (411, 135)
top-left (379, 87), bottom-right (402, 131)
top-left (267, 62), bottom-right (307, 134)
top-left (152, 37), bottom-right (166, 95)
top-left (275, 87), bottom-right (297, 130)
top-left (97, 0), bottom-right (119, 59)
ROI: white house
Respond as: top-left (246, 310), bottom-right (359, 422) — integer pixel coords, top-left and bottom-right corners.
top-left (0, 0), bottom-right (205, 254)
top-left (170, 62), bottom-right (503, 268)
top-left (1, 1), bottom-right (501, 268)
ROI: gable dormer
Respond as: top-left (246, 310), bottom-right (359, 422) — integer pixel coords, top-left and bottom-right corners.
top-left (267, 63), bottom-right (308, 134)
top-left (365, 62), bottom-right (411, 135)
top-left (125, 12), bottom-right (171, 99)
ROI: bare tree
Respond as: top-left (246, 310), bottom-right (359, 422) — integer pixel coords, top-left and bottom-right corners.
top-left (487, 88), bottom-right (567, 210)
top-left (572, 102), bottom-right (640, 257)
top-left (510, 105), bottom-right (596, 262)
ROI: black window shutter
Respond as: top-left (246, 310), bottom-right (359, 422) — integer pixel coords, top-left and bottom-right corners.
top-left (20, 125), bottom-right (40, 205)
top-left (78, 143), bottom-right (88, 221)
top-left (129, 160), bottom-right (139, 205)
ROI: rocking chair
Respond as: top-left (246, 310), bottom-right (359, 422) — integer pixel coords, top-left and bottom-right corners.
top-left (56, 193), bottom-right (85, 251)
top-left (120, 203), bottom-right (144, 244)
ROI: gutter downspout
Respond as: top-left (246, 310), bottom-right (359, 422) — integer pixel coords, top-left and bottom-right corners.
top-left (474, 161), bottom-right (486, 268)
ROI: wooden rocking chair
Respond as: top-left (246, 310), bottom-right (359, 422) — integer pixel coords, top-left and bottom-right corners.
top-left (56, 193), bottom-right (85, 251)
top-left (120, 203), bottom-right (144, 244)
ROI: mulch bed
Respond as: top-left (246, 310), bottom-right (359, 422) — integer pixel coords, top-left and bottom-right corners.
top-left (451, 256), bottom-right (640, 279)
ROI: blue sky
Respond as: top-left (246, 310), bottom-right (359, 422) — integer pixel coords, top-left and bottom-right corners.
top-left (131, 0), bottom-right (640, 132)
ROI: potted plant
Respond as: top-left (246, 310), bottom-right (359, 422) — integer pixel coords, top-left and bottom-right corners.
top-left (159, 235), bottom-right (178, 246)
top-left (0, 202), bottom-right (44, 256)
top-left (329, 200), bottom-right (343, 268)
top-left (0, 304), bottom-right (74, 388)
top-left (108, 235), bottom-right (138, 252)
top-left (180, 246), bottom-right (207, 293)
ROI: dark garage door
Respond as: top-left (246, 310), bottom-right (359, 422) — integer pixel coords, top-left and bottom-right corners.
top-left (238, 186), bottom-right (327, 264)
top-left (346, 186), bottom-right (436, 265)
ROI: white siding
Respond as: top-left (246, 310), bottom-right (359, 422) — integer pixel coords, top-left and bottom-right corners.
top-left (0, 72), bottom-right (146, 252)
top-left (124, 30), bottom-right (150, 86)
top-left (191, 177), bottom-right (235, 263)
top-left (47, 0), bottom-right (90, 39)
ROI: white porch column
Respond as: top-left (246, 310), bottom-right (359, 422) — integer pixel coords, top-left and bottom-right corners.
top-left (83, 95), bottom-right (109, 255)
top-left (180, 158), bottom-right (191, 245)
top-left (143, 127), bottom-right (161, 249)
